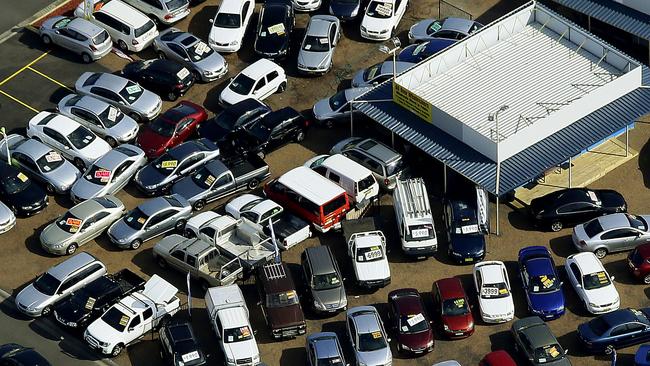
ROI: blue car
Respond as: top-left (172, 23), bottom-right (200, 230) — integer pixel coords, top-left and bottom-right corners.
top-left (329, 0), bottom-right (362, 21)
top-left (518, 246), bottom-right (565, 320)
top-left (636, 344), bottom-right (650, 366)
top-left (443, 200), bottom-right (486, 264)
top-left (397, 39), bottom-right (456, 63)
top-left (577, 308), bottom-right (650, 353)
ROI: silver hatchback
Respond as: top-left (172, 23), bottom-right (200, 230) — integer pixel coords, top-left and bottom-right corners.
top-left (39, 16), bottom-right (112, 63)
top-left (573, 213), bottom-right (650, 259)
top-left (297, 15), bottom-right (340, 75)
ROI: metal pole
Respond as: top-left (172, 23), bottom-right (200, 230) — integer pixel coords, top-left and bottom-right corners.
top-left (568, 157), bottom-right (572, 188)
top-left (495, 111), bottom-right (500, 236)
top-left (443, 163), bottom-right (447, 194)
top-left (391, 132), bottom-right (395, 148)
top-left (1, 127), bottom-right (9, 165)
top-left (350, 101), bottom-right (354, 137)
top-left (588, 16), bottom-right (591, 32)
top-left (626, 124), bottom-right (629, 157)
top-left (392, 51), bottom-right (397, 80)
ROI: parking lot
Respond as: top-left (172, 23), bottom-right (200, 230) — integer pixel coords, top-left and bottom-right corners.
top-left (2, 0), bottom-right (650, 365)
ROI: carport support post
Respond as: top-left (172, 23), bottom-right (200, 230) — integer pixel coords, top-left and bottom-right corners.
top-left (626, 124), bottom-right (629, 157)
top-left (0, 127), bottom-right (9, 165)
top-left (568, 156), bottom-right (572, 188)
top-left (349, 101), bottom-right (354, 137)
top-left (443, 163), bottom-right (447, 194)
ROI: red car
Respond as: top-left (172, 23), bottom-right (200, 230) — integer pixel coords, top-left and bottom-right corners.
top-left (387, 288), bottom-right (434, 355)
top-left (479, 350), bottom-right (517, 366)
top-left (628, 243), bottom-right (650, 283)
top-left (432, 277), bottom-right (474, 339)
top-left (136, 101), bottom-right (207, 158)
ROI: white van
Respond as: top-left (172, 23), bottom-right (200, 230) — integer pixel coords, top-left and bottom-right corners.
top-left (306, 154), bottom-right (379, 205)
top-left (122, 0), bottom-right (190, 25)
top-left (393, 178), bottom-right (437, 257)
top-left (75, 0), bottom-right (159, 52)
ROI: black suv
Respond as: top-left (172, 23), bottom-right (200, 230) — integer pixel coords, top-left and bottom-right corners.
top-left (159, 320), bottom-right (206, 366)
top-left (121, 59), bottom-right (194, 101)
top-left (197, 98), bottom-right (270, 143)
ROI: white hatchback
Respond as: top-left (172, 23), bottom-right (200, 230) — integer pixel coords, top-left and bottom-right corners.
top-left (360, 0), bottom-right (408, 41)
top-left (473, 261), bottom-right (515, 323)
top-left (208, 0), bottom-right (254, 53)
top-left (565, 252), bottom-right (620, 314)
top-left (219, 58), bottom-right (287, 106)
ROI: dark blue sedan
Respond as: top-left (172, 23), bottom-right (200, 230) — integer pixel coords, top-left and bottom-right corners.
top-left (329, 0), bottom-right (362, 21)
top-left (397, 39), bottom-right (456, 63)
top-left (636, 344), bottom-right (650, 366)
top-left (578, 308), bottom-right (650, 353)
top-left (518, 246), bottom-right (565, 320)
top-left (443, 200), bottom-right (486, 264)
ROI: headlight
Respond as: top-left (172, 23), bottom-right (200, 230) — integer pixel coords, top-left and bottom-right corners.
top-left (361, 26), bottom-right (367, 33)
top-left (314, 301), bottom-right (326, 310)
top-left (203, 70), bottom-right (212, 76)
top-left (468, 321), bottom-right (474, 328)
top-left (176, 361), bottom-right (185, 366)
top-left (229, 40), bottom-right (239, 46)
top-left (226, 357), bottom-right (235, 363)
top-left (443, 324), bottom-right (449, 331)
top-left (476, 249), bottom-right (485, 256)
top-left (426, 340), bottom-right (434, 348)
top-left (380, 29), bottom-right (389, 34)
top-left (52, 243), bottom-right (65, 249)
top-left (401, 343), bottom-right (411, 351)
top-left (589, 302), bottom-right (597, 308)
top-left (298, 62), bottom-right (306, 69)
top-left (253, 354), bottom-right (260, 362)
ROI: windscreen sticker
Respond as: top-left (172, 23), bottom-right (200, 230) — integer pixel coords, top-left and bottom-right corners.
top-left (205, 175), bottom-right (216, 186)
top-left (240, 326), bottom-right (250, 338)
top-left (587, 191), bottom-right (598, 202)
top-left (411, 228), bottom-right (429, 238)
top-left (161, 160), bottom-right (178, 169)
top-left (460, 224), bottom-right (479, 234)
top-left (227, 336), bottom-right (233, 342)
top-left (533, 286), bottom-right (539, 292)
top-left (413, 43), bottom-right (427, 56)
top-left (548, 346), bottom-right (560, 358)
top-left (454, 298), bottom-right (465, 307)
top-left (358, 256), bottom-right (364, 261)
top-left (195, 42), bottom-right (209, 56)
top-left (319, 37), bottom-right (328, 44)
top-left (304, 44), bottom-right (311, 50)
top-left (107, 107), bottom-right (118, 121)
top-left (268, 23), bottom-right (285, 35)
top-left (177, 68), bottom-right (190, 80)
top-left (540, 275), bottom-right (554, 288)
top-left (17, 172), bottom-right (28, 182)
top-left (66, 218), bottom-right (82, 227)
top-left (45, 151), bottom-right (62, 163)
top-left (94, 170), bottom-right (111, 179)
top-left (401, 326), bottom-right (408, 332)
top-left (181, 351), bottom-right (200, 362)
top-left (481, 287), bottom-right (498, 297)
top-left (119, 315), bottom-right (129, 326)
top-left (499, 288), bottom-right (508, 295)
top-left (371, 331), bottom-right (382, 339)
top-left (365, 248), bottom-right (382, 260)
top-left (85, 297), bottom-right (96, 310)
top-left (406, 313), bottom-right (425, 327)
top-left (260, 31), bottom-right (267, 37)
top-left (126, 85), bottom-right (142, 94)
top-left (137, 217), bottom-right (146, 224)
top-left (376, 4), bottom-right (392, 16)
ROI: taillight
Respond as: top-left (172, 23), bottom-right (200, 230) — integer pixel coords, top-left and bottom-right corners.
top-left (164, 14), bottom-right (173, 20)
top-left (384, 178), bottom-right (390, 186)
top-left (304, 120), bottom-right (310, 127)
top-left (132, 39), bottom-right (139, 45)
top-left (175, 83), bottom-right (184, 89)
top-left (89, 44), bottom-right (97, 51)
top-left (579, 240), bottom-right (587, 247)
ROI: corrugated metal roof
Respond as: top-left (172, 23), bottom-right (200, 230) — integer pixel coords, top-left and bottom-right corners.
top-left (356, 81), bottom-right (650, 196)
top-left (549, 0), bottom-right (650, 40)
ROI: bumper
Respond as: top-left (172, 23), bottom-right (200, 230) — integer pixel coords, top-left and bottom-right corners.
top-left (161, 8), bottom-right (190, 24)
top-left (297, 65), bottom-right (330, 75)
top-left (449, 251), bottom-right (485, 264)
top-left (16, 201), bottom-right (48, 217)
top-left (41, 242), bottom-right (69, 256)
top-left (482, 313), bottom-right (514, 324)
top-left (209, 42), bottom-right (240, 53)
top-left (587, 302), bottom-right (619, 314)
top-left (444, 327), bottom-right (474, 339)
top-left (91, 46), bottom-right (112, 60)
top-left (84, 334), bottom-right (112, 355)
top-left (293, 0), bottom-right (321, 11)
top-left (399, 343), bottom-right (433, 355)
top-left (360, 29), bottom-right (391, 41)
top-left (313, 221), bottom-right (341, 233)
top-left (15, 302), bottom-right (43, 317)
top-left (201, 64), bottom-right (229, 82)
top-left (313, 304), bottom-right (346, 314)
top-left (403, 245), bottom-right (437, 257)
top-left (358, 277), bottom-right (391, 289)
top-left (531, 307), bottom-right (565, 320)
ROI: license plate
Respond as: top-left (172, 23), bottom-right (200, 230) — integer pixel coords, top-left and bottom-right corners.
top-left (464, 258), bottom-right (473, 262)
top-left (454, 332), bottom-right (464, 336)
top-left (414, 350), bottom-right (423, 354)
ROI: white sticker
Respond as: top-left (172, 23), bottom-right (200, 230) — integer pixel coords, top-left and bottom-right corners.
top-left (533, 286), bottom-right (539, 292)
top-left (406, 313), bottom-right (425, 327)
top-left (539, 358), bottom-right (546, 363)
top-left (319, 37), bottom-right (328, 44)
top-left (195, 42), bottom-right (209, 55)
top-left (411, 228), bottom-right (429, 238)
top-left (268, 23), bottom-right (285, 35)
top-left (376, 3), bottom-right (392, 16)
top-left (177, 68), bottom-right (190, 80)
top-left (305, 44), bottom-right (311, 50)
top-left (107, 107), bottom-right (118, 121)
top-left (126, 85), bottom-right (142, 94)
top-left (45, 151), bottom-right (62, 163)
top-left (260, 31), bottom-right (267, 36)
top-left (227, 336), bottom-right (233, 342)
top-left (481, 287), bottom-right (499, 297)
top-left (461, 224), bottom-right (479, 234)
top-left (401, 326), bottom-right (408, 332)
top-left (358, 256), bottom-right (363, 261)
top-left (181, 351), bottom-right (200, 362)
top-left (365, 249), bottom-right (382, 260)
top-left (587, 191), bottom-right (598, 202)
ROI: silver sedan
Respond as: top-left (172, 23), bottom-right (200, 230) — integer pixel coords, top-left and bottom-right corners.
top-left (107, 194), bottom-right (192, 250)
top-left (297, 15), bottom-right (340, 75)
top-left (39, 16), bottom-right (112, 63)
top-left (572, 213), bottom-right (650, 258)
top-left (153, 28), bottom-right (228, 83)
top-left (351, 61), bottom-right (413, 88)
top-left (75, 72), bottom-right (162, 122)
top-left (312, 87), bottom-right (372, 128)
top-left (70, 144), bottom-right (146, 203)
top-left (58, 94), bottom-right (140, 147)
top-left (0, 134), bottom-right (80, 194)
top-left (40, 196), bottom-right (125, 256)
top-left (0, 201), bottom-right (16, 235)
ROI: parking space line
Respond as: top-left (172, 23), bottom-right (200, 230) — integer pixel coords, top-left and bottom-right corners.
top-left (0, 89), bottom-right (38, 113)
top-left (27, 66), bottom-right (73, 92)
top-left (0, 50), bottom-right (49, 87)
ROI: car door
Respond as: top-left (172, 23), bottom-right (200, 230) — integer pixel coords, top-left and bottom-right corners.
top-left (90, 86), bottom-right (124, 106)
top-left (53, 27), bottom-right (78, 50)
top-left (70, 107), bottom-right (104, 135)
top-left (42, 127), bottom-right (74, 159)
top-left (394, 0), bottom-right (407, 24)
top-left (78, 213), bottom-right (101, 243)
top-left (174, 117), bottom-right (195, 144)
top-left (600, 228), bottom-right (640, 253)
top-left (126, 314), bottom-right (144, 343)
top-left (556, 202), bottom-right (596, 227)
top-left (110, 160), bottom-right (135, 193)
top-left (619, 322), bottom-right (646, 347)
top-left (242, 0), bottom-right (253, 30)
top-left (207, 173), bottom-right (235, 202)
top-left (177, 153), bottom-right (204, 176)
top-left (11, 152), bottom-right (41, 182)
top-left (347, 317), bottom-right (357, 351)
top-left (568, 262), bottom-right (584, 298)
top-left (144, 209), bottom-right (173, 238)
top-left (169, 249), bottom-right (187, 272)
top-left (141, 307), bottom-right (154, 333)
top-left (252, 76), bottom-right (268, 100)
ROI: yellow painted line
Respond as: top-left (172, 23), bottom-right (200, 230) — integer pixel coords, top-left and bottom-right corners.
top-left (0, 51), bottom-right (50, 87)
top-left (0, 90), bottom-right (38, 113)
top-left (27, 66), bottom-right (74, 92)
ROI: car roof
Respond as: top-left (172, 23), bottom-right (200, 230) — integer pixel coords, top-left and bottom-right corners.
top-left (167, 322), bottom-right (195, 343)
top-left (352, 138), bottom-right (400, 164)
top-left (597, 213), bottom-right (631, 231)
top-left (349, 306), bottom-right (381, 333)
top-left (601, 308), bottom-right (642, 326)
top-left (249, 199), bottom-right (281, 216)
top-left (36, 112), bottom-right (80, 135)
top-left (14, 138), bottom-right (51, 159)
top-left (68, 17), bottom-right (105, 37)
top-left (205, 160), bottom-right (229, 176)
top-left (99, 0), bottom-right (150, 27)
top-left (70, 198), bottom-right (105, 218)
top-left (72, 95), bottom-right (110, 114)
top-left (218, 0), bottom-right (246, 13)
top-left (523, 256), bottom-right (554, 277)
top-left (217, 307), bottom-right (249, 327)
top-left (48, 252), bottom-right (99, 279)
top-left (183, 239), bottom-right (213, 256)
top-left (141, 59), bottom-right (181, 74)
top-left (305, 245), bottom-right (336, 275)
top-left (94, 72), bottom-right (129, 90)
top-left (241, 59), bottom-right (281, 79)
top-left (278, 167), bottom-right (346, 206)
top-left (377, 61), bottom-right (412, 76)
top-left (571, 252), bottom-right (605, 273)
top-left (226, 98), bottom-right (268, 115)
top-left (389, 289), bottom-right (423, 315)
top-left (441, 17), bottom-right (476, 34)
top-left (476, 261), bottom-right (506, 284)
top-left (307, 16), bottom-right (335, 36)
top-left (138, 196), bottom-right (173, 216)
top-left (93, 148), bottom-right (129, 170)
top-left (517, 321), bottom-right (557, 348)
top-left (258, 107), bottom-right (301, 128)
top-left (310, 332), bottom-right (340, 360)
top-left (169, 139), bottom-right (211, 159)
top-left (259, 262), bottom-right (295, 294)
top-left (343, 87), bottom-right (372, 102)
top-left (321, 154), bottom-right (373, 181)
top-left (449, 200), bottom-right (477, 221)
top-left (436, 277), bottom-right (466, 299)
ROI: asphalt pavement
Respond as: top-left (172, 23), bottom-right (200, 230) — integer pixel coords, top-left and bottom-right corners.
top-left (0, 0), bottom-right (55, 35)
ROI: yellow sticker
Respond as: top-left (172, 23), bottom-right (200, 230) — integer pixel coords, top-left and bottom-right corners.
top-left (17, 172), bottom-right (28, 182)
top-left (85, 297), bottom-right (96, 310)
top-left (161, 160), bottom-right (178, 169)
top-left (499, 288), bottom-right (508, 295)
top-left (454, 298), bottom-right (465, 307)
top-left (205, 175), bottom-right (216, 186)
top-left (371, 331), bottom-right (382, 339)
top-left (137, 217), bottom-right (146, 224)
top-left (66, 218), bottom-right (82, 227)
top-left (549, 346), bottom-right (559, 358)
top-left (240, 326), bottom-right (250, 337)
top-left (370, 246), bottom-right (379, 251)
top-left (286, 291), bottom-right (295, 299)
top-left (119, 315), bottom-right (129, 326)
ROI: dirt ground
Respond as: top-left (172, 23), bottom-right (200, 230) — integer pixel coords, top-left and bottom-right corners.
top-left (3, 0), bottom-right (650, 365)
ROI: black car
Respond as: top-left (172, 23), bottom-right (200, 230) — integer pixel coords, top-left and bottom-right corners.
top-left (0, 162), bottom-right (48, 217)
top-left (121, 59), bottom-right (194, 102)
top-left (530, 188), bottom-right (627, 232)
top-left (229, 107), bottom-right (309, 159)
top-left (52, 269), bottom-right (145, 330)
top-left (329, 0), bottom-right (362, 21)
top-left (159, 321), bottom-right (207, 366)
top-left (0, 343), bottom-right (51, 366)
top-left (197, 98), bottom-right (270, 143)
top-left (254, 0), bottom-right (294, 60)
top-left (577, 307), bottom-right (650, 353)
top-left (443, 199), bottom-right (486, 264)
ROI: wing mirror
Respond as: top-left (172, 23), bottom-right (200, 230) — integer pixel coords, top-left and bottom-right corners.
top-left (611, 276), bottom-right (615, 281)
top-left (208, 18), bottom-right (213, 24)
top-left (575, 284), bottom-right (582, 288)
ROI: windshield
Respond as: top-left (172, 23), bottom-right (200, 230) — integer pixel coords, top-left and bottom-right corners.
top-left (358, 331), bottom-right (387, 352)
top-left (406, 224), bottom-right (434, 241)
top-left (149, 116), bottom-right (176, 137)
top-left (2, 171), bottom-right (30, 194)
top-left (223, 326), bottom-right (252, 343)
top-left (628, 214), bottom-right (648, 231)
top-left (229, 74), bottom-right (255, 95)
top-left (164, 0), bottom-right (186, 11)
top-left (98, 105), bottom-right (123, 128)
top-left (355, 245), bottom-right (384, 262)
top-left (302, 35), bottom-right (329, 52)
top-left (534, 344), bottom-right (564, 363)
top-left (266, 290), bottom-right (299, 308)
top-left (56, 211), bottom-right (84, 234)
top-left (214, 13), bottom-right (240, 28)
top-left (364, 63), bottom-right (382, 82)
top-left (67, 126), bottom-right (97, 150)
top-left (313, 272), bottom-right (341, 291)
top-left (187, 41), bottom-right (214, 61)
top-left (36, 151), bottom-right (65, 173)
top-left (53, 17), bottom-right (72, 29)
top-left (357, 175), bottom-right (376, 193)
top-left (442, 297), bottom-right (469, 316)
top-left (118, 82), bottom-right (144, 103)
top-left (123, 208), bottom-right (148, 230)
top-left (328, 90), bottom-right (348, 111)
top-left (191, 167), bottom-right (216, 190)
top-left (240, 198), bottom-right (264, 212)
top-left (399, 313), bottom-right (429, 334)
top-left (480, 283), bottom-right (509, 299)
top-left (583, 271), bottom-right (611, 290)
top-left (153, 153), bottom-right (179, 175)
top-left (366, 1), bottom-right (392, 18)
top-left (33, 273), bottom-right (60, 296)
top-left (101, 307), bottom-right (129, 332)
top-left (386, 158), bottom-right (405, 176)
top-left (583, 219), bottom-right (603, 238)
top-left (84, 165), bottom-right (111, 186)
top-left (528, 274), bottom-right (561, 293)
top-left (426, 20), bottom-right (443, 35)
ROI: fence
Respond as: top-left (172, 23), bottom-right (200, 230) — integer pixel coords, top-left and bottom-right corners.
top-left (439, 0), bottom-right (473, 20)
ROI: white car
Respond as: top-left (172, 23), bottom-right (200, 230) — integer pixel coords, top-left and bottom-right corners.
top-left (219, 58), bottom-right (287, 106)
top-left (27, 111), bottom-right (111, 170)
top-left (473, 261), bottom-right (515, 323)
top-left (208, 0), bottom-right (254, 53)
top-left (565, 252), bottom-right (620, 314)
top-left (292, 0), bottom-right (321, 12)
top-left (360, 0), bottom-right (408, 41)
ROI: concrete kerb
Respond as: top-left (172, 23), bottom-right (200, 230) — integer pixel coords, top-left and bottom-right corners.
top-left (0, 0), bottom-right (72, 43)
top-left (0, 287), bottom-right (121, 366)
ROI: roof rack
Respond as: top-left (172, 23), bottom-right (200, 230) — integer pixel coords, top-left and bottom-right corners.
top-left (397, 178), bottom-right (431, 218)
top-left (262, 262), bottom-right (286, 280)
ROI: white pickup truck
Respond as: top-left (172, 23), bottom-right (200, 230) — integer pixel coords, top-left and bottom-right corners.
top-left (343, 218), bottom-right (391, 289)
top-left (84, 275), bottom-right (181, 357)
top-left (185, 212), bottom-right (276, 269)
top-left (205, 284), bottom-right (261, 366)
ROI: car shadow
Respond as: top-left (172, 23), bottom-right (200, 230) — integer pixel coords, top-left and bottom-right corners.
top-left (279, 347), bottom-right (305, 364)
top-left (506, 208), bottom-right (537, 231)
top-left (556, 330), bottom-right (591, 358)
top-left (202, 77), bottom-right (231, 113)
top-left (603, 258), bottom-right (637, 285)
top-left (24, 221), bottom-right (60, 258)
top-left (549, 235), bottom-right (575, 258)
top-left (487, 329), bottom-right (516, 354)
top-left (188, 5), bottom-right (218, 37)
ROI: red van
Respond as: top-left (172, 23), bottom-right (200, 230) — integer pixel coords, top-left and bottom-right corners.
top-left (264, 167), bottom-right (350, 233)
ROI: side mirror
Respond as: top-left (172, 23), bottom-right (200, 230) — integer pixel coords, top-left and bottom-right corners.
top-left (128, 327), bottom-right (134, 332)
top-left (256, 301), bottom-right (262, 306)
top-left (565, 349), bottom-right (569, 355)
top-left (575, 284), bottom-right (582, 288)
top-left (611, 276), bottom-right (615, 281)
top-left (55, 30), bottom-right (60, 35)
top-left (208, 18), bottom-right (213, 24)
top-left (387, 338), bottom-right (391, 342)
top-left (560, 281), bottom-right (564, 286)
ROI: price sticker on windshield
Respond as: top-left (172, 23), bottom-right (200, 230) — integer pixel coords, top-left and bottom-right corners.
top-left (119, 315), bottom-right (129, 326)
top-left (411, 228), bottom-right (429, 238)
top-left (371, 331), bottom-right (382, 339)
top-left (376, 4), bottom-right (392, 16)
top-left (16, 172), bottom-right (28, 182)
top-left (240, 326), bottom-right (250, 337)
top-left (587, 190), bottom-right (598, 202)
top-left (406, 313), bottom-right (425, 327)
top-left (205, 175), bottom-right (216, 186)
top-left (365, 248), bottom-right (382, 260)
top-left (66, 218), bottom-right (82, 227)
top-left (461, 224), bottom-right (479, 234)
top-left (125, 85), bottom-right (142, 94)
top-left (195, 42), bottom-right (209, 55)
top-left (107, 107), bottom-right (118, 121)
top-left (319, 37), bottom-right (328, 44)
top-left (499, 288), bottom-right (509, 295)
top-left (454, 298), bottom-right (465, 307)
top-left (480, 287), bottom-right (498, 297)
top-left (94, 170), bottom-right (111, 179)
top-left (540, 275), bottom-right (554, 288)
top-left (45, 151), bottom-right (62, 163)
top-left (85, 297), bottom-right (96, 310)
top-left (177, 68), bottom-right (190, 80)
top-left (181, 351), bottom-right (200, 362)
top-left (268, 23), bottom-right (285, 35)
top-left (161, 160), bottom-right (178, 169)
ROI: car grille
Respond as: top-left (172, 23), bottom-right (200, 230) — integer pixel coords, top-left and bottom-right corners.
top-left (236, 358), bottom-right (252, 365)
top-left (17, 302), bottom-right (27, 311)
top-left (85, 334), bottom-right (100, 348)
top-left (214, 42), bottom-right (229, 46)
top-left (597, 302), bottom-right (614, 308)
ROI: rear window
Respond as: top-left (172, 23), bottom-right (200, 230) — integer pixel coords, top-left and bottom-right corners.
top-left (92, 30), bottom-right (109, 45)
top-left (164, 195), bottom-right (183, 207)
top-left (323, 195), bottom-right (347, 216)
top-left (583, 219), bottom-right (603, 238)
top-left (357, 174), bottom-right (376, 192)
top-left (164, 0), bottom-right (187, 11)
top-left (134, 20), bottom-right (155, 38)
top-left (386, 157), bottom-right (405, 176)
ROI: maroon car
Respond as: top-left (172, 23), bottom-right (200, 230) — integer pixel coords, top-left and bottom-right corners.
top-left (628, 243), bottom-right (650, 283)
top-left (387, 288), bottom-right (434, 355)
top-left (136, 101), bottom-right (208, 158)
top-left (432, 277), bottom-right (474, 339)
top-left (479, 350), bottom-right (517, 366)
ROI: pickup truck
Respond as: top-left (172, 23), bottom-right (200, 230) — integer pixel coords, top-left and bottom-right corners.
top-left (184, 211), bottom-right (276, 269)
top-left (53, 269), bottom-right (145, 330)
top-left (84, 275), bottom-right (181, 357)
top-left (153, 234), bottom-right (244, 290)
top-left (171, 155), bottom-right (271, 211)
top-left (343, 218), bottom-right (391, 289)
top-left (205, 284), bottom-right (262, 366)
top-left (225, 194), bottom-right (311, 250)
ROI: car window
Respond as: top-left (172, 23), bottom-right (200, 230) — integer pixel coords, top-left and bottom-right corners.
top-left (254, 78), bottom-right (267, 92)
top-left (168, 43), bottom-right (187, 58)
top-left (13, 153), bottom-right (37, 172)
top-left (329, 24), bottom-right (337, 44)
top-left (627, 323), bottom-right (646, 333)
top-left (129, 315), bottom-right (141, 328)
top-left (200, 226), bottom-right (216, 239)
top-left (242, 1), bottom-right (251, 18)
top-left (601, 228), bottom-right (638, 240)
top-left (186, 255), bottom-right (197, 267)
top-left (178, 154), bottom-right (202, 171)
top-left (142, 307), bottom-right (153, 321)
top-left (90, 87), bottom-right (120, 102)
top-left (171, 250), bottom-right (185, 261)
top-left (113, 161), bottom-right (134, 178)
top-left (610, 325), bottom-right (628, 337)
top-left (347, 318), bottom-right (357, 339)
top-left (267, 70), bottom-right (279, 83)
top-left (176, 118), bottom-right (194, 132)
top-left (215, 174), bottom-right (234, 187)
top-left (558, 202), bottom-right (595, 214)
top-left (71, 108), bottom-right (101, 126)
top-left (569, 263), bottom-right (581, 282)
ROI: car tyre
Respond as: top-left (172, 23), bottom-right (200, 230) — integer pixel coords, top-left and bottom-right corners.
top-left (157, 257), bottom-right (168, 269)
top-left (295, 130), bottom-right (305, 142)
top-left (167, 91), bottom-right (178, 102)
top-left (184, 229), bottom-right (195, 238)
top-left (550, 221), bottom-right (562, 232)
top-left (111, 344), bottom-right (123, 357)
top-left (105, 136), bottom-right (118, 148)
top-left (247, 178), bottom-right (259, 190)
top-left (118, 40), bottom-right (128, 52)
top-left (175, 219), bottom-right (186, 231)
top-left (644, 274), bottom-right (650, 285)
top-left (81, 53), bottom-right (93, 64)
top-left (41, 305), bottom-right (52, 316)
top-left (157, 51), bottom-right (166, 59)
top-left (130, 239), bottom-right (142, 250)
top-left (45, 183), bottom-right (56, 194)
top-left (41, 35), bottom-right (52, 45)
top-left (594, 247), bottom-right (607, 259)
top-left (73, 158), bottom-right (85, 171)
top-left (193, 200), bottom-right (205, 211)
top-left (276, 81), bottom-right (286, 93)
top-left (66, 243), bottom-right (78, 255)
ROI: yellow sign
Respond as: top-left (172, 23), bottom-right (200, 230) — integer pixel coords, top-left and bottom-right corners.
top-left (393, 82), bottom-right (432, 122)
top-left (161, 160), bottom-right (178, 169)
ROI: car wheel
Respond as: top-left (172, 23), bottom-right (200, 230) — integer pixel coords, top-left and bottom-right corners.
top-left (594, 247), bottom-right (607, 259)
top-left (130, 239), bottom-right (142, 250)
top-left (167, 91), bottom-right (178, 102)
top-left (193, 70), bottom-right (202, 82)
top-left (550, 221), bottom-right (563, 232)
top-left (111, 344), bottom-right (123, 357)
top-left (324, 119), bottom-right (335, 129)
top-left (276, 81), bottom-right (287, 93)
top-left (184, 229), bottom-right (195, 238)
top-left (193, 200), bottom-right (205, 211)
top-left (157, 51), bottom-right (166, 59)
top-left (41, 35), bottom-right (52, 45)
top-left (105, 136), bottom-right (118, 147)
top-left (81, 53), bottom-right (93, 64)
top-left (45, 183), bottom-right (56, 194)
top-left (157, 257), bottom-right (168, 269)
top-left (247, 178), bottom-right (259, 190)
top-left (41, 305), bottom-right (52, 316)
top-left (175, 219), bottom-right (186, 231)
top-left (73, 158), bottom-right (85, 171)
top-left (295, 130), bottom-right (305, 142)
top-left (118, 40), bottom-right (128, 52)
top-left (644, 274), bottom-right (650, 285)
top-left (66, 243), bottom-right (78, 255)
top-left (128, 112), bottom-right (141, 123)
